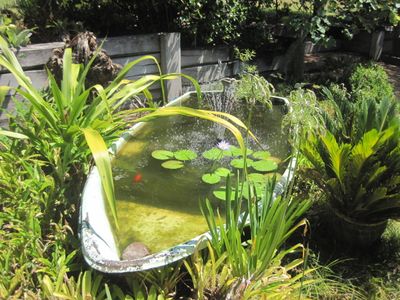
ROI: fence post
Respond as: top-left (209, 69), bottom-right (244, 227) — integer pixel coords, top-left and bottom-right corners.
top-left (369, 30), bottom-right (385, 60)
top-left (159, 32), bottom-right (182, 101)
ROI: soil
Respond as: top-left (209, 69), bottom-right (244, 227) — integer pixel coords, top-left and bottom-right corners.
top-left (378, 62), bottom-right (400, 99)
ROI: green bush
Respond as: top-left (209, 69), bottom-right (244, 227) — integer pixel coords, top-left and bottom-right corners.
top-left (350, 64), bottom-right (395, 104)
top-left (16, 0), bottom-right (254, 46)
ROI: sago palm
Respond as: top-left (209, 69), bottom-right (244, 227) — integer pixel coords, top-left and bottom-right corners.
top-left (301, 126), bottom-right (400, 223)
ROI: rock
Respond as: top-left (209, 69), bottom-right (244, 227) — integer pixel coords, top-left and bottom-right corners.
top-left (122, 242), bottom-right (150, 260)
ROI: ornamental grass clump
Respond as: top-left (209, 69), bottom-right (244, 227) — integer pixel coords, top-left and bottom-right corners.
top-left (197, 175), bottom-right (313, 299)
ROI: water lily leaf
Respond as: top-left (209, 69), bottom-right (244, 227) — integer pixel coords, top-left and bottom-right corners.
top-left (230, 146), bottom-right (252, 156)
top-left (222, 149), bottom-right (233, 157)
top-left (252, 160), bottom-right (278, 172)
top-left (248, 173), bottom-right (266, 183)
top-left (269, 156), bottom-right (282, 164)
top-left (241, 181), bottom-right (265, 199)
top-left (214, 167), bottom-right (231, 177)
top-left (252, 150), bottom-right (271, 160)
top-left (264, 172), bottom-right (282, 181)
top-left (245, 148), bottom-right (253, 156)
top-left (231, 158), bottom-right (253, 169)
top-left (161, 160), bottom-right (184, 169)
top-left (152, 150), bottom-right (174, 160)
top-left (230, 146), bottom-right (242, 156)
top-left (202, 148), bottom-right (223, 160)
top-left (174, 149), bottom-right (197, 161)
top-left (202, 173), bottom-right (221, 184)
top-left (213, 187), bottom-right (236, 201)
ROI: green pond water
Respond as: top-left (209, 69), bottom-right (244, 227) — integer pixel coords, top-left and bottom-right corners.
top-left (112, 96), bottom-right (291, 253)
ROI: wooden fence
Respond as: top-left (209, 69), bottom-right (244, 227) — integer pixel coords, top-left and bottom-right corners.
top-left (0, 32), bottom-right (241, 124)
top-left (2, 29), bottom-right (400, 124)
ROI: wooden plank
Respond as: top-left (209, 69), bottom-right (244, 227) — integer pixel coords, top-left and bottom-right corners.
top-left (0, 42), bottom-right (63, 71)
top-left (304, 40), bottom-right (341, 54)
top-left (182, 62), bottom-right (233, 84)
top-left (101, 34), bottom-right (160, 57)
top-left (181, 47), bottom-right (230, 67)
top-left (1, 34), bottom-right (161, 71)
top-left (113, 54), bottom-right (161, 78)
top-left (369, 31), bottom-right (385, 60)
top-left (0, 70), bottom-right (47, 123)
top-left (0, 69), bottom-right (48, 90)
top-left (160, 32), bottom-right (182, 101)
top-left (383, 40), bottom-right (393, 54)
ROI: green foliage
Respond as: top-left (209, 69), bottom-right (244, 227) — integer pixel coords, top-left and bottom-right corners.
top-left (0, 138), bottom-right (68, 298)
top-left (283, 88), bottom-right (326, 142)
top-left (235, 73), bottom-right (274, 107)
top-left (0, 36), bottom-right (173, 185)
top-left (283, 0), bottom-right (400, 43)
top-left (173, 149), bottom-right (197, 161)
top-left (0, 15), bottom-right (33, 47)
top-left (251, 159), bottom-right (278, 172)
top-left (151, 150), bottom-right (174, 160)
top-left (252, 150), bottom-right (270, 160)
top-left (202, 147), bottom-right (224, 160)
top-left (161, 160), bottom-right (184, 170)
top-left (350, 64), bottom-right (395, 104)
top-left (233, 48), bottom-right (274, 107)
top-left (176, 0), bottom-right (249, 46)
top-left (16, 0), bottom-right (251, 46)
top-left (82, 128), bottom-right (119, 231)
top-left (321, 84), bottom-right (398, 144)
top-left (230, 157), bottom-right (253, 169)
top-left (301, 127), bottom-right (400, 223)
top-left (202, 173), bottom-right (221, 185)
top-left (152, 149), bottom-right (197, 170)
top-left (41, 269), bottom-right (109, 299)
top-left (200, 175), bottom-right (313, 298)
top-left (184, 243), bottom-right (234, 299)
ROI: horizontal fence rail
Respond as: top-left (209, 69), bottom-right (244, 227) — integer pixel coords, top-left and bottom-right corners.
top-left (2, 27), bottom-right (400, 125)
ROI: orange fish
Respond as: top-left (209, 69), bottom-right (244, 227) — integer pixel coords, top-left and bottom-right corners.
top-left (132, 173), bottom-right (143, 184)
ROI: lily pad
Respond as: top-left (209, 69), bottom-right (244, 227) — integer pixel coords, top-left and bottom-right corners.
top-left (264, 172), bottom-right (282, 181)
top-left (202, 173), bottom-right (221, 184)
top-left (241, 182), bottom-right (265, 199)
top-left (252, 150), bottom-right (271, 160)
top-left (230, 146), bottom-right (253, 157)
top-left (214, 167), bottom-right (231, 177)
top-left (244, 148), bottom-right (254, 156)
top-left (222, 149), bottom-right (233, 157)
top-left (269, 156), bottom-right (282, 164)
top-left (174, 149), bottom-right (197, 161)
top-left (202, 148), bottom-right (223, 160)
top-left (252, 160), bottom-right (278, 172)
top-left (231, 158), bottom-right (253, 169)
top-left (151, 150), bottom-right (174, 160)
top-left (248, 173), bottom-right (266, 183)
top-left (213, 187), bottom-right (236, 201)
top-left (161, 160), bottom-right (184, 170)
top-left (230, 146), bottom-right (243, 156)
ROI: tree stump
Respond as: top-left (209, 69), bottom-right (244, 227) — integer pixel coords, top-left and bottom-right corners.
top-left (46, 32), bottom-right (121, 87)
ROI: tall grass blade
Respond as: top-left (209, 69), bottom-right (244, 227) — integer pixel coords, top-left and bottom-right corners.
top-left (82, 128), bottom-right (118, 230)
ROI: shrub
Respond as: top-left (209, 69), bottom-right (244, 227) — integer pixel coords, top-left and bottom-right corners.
top-left (17, 0), bottom-right (253, 46)
top-left (350, 64), bottom-right (395, 104)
